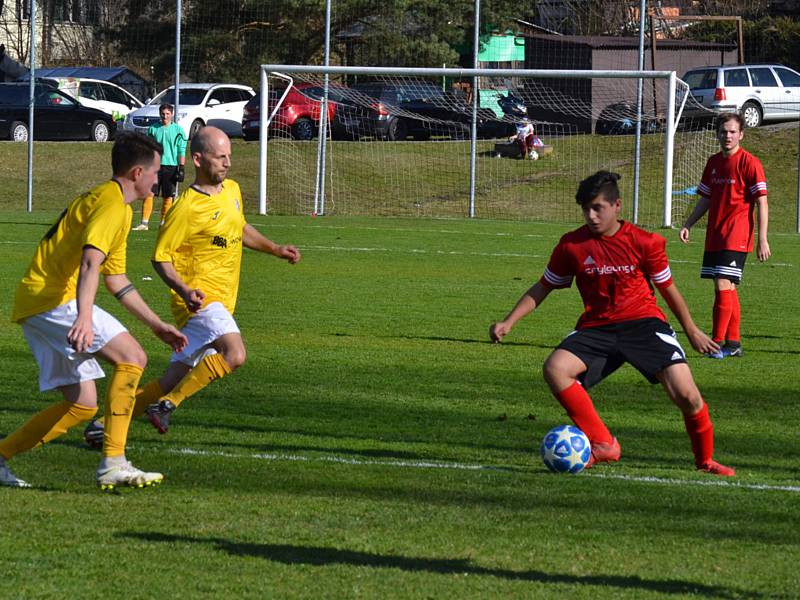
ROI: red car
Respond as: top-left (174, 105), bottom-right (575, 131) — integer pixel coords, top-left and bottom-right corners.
top-left (241, 83), bottom-right (343, 141)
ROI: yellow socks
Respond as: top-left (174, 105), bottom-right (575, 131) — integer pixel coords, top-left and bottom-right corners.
top-left (163, 354), bottom-right (232, 408)
top-left (132, 380), bottom-right (164, 417)
top-left (102, 363), bottom-right (144, 458)
top-left (160, 196), bottom-right (174, 222)
top-left (0, 401), bottom-right (97, 459)
top-left (141, 195), bottom-right (154, 224)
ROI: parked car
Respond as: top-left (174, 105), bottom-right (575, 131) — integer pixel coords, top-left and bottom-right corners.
top-left (0, 82), bottom-right (115, 142)
top-left (332, 82), bottom-right (498, 141)
top-left (23, 76), bottom-right (142, 121)
top-left (123, 83), bottom-right (254, 138)
top-left (243, 84), bottom-right (345, 141)
top-left (595, 101), bottom-right (661, 135)
top-left (682, 64), bottom-right (800, 128)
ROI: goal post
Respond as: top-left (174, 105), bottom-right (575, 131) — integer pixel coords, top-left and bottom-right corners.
top-left (258, 64), bottom-right (701, 228)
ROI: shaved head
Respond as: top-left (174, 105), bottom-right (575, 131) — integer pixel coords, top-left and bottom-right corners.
top-left (190, 125), bottom-right (227, 155)
top-left (190, 126), bottom-right (231, 186)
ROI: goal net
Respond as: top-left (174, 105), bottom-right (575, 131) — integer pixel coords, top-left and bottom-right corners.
top-left (258, 65), bottom-right (718, 228)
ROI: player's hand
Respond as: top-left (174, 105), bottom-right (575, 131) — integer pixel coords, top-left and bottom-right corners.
top-left (277, 244), bottom-right (301, 264)
top-left (182, 288), bottom-right (206, 312)
top-left (153, 322), bottom-right (188, 352)
top-left (175, 165), bottom-right (185, 183)
top-left (686, 327), bottom-right (719, 355)
top-left (489, 322), bottom-right (511, 343)
top-left (67, 315), bottom-right (95, 352)
top-left (678, 227), bottom-right (691, 243)
top-left (757, 238), bottom-right (771, 262)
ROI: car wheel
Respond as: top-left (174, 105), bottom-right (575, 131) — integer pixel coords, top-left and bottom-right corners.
top-left (189, 119), bottom-right (205, 139)
top-left (91, 121), bottom-right (110, 142)
top-left (741, 102), bottom-right (762, 128)
top-left (291, 118), bottom-right (315, 140)
top-left (10, 121), bottom-right (28, 142)
top-left (387, 118), bottom-right (407, 141)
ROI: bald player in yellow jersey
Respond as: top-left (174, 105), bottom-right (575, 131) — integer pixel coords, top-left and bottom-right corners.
top-left (0, 133), bottom-right (187, 491)
top-left (84, 126), bottom-right (300, 440)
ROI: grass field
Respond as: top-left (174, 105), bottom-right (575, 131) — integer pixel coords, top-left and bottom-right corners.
top-left (0, 212), bottom-right (798, 599)
top-left (0, 122), bottom-right (797, 229)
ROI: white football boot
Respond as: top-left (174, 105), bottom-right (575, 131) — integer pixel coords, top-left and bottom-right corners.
top-left (97, 461), bottom-right (163, 492)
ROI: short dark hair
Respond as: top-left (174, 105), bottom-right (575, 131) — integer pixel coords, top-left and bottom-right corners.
top-left (575, 171), bottom-right (621, 206)
top-left (717, 112), bottom-right (744, 133)
top-left (111, 132), bottom-right (162, 176)
top-left (159, 102), bottom-right (174, 113)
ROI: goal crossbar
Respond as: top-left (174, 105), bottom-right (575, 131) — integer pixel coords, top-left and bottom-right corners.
top-left (258, 65), bottom-right (681, 224)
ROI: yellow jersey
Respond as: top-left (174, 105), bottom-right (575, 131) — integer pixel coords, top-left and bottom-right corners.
top-left (12, 180), bottom-right (131, 323)
top-left (153, 179), bottom-right (246, 328)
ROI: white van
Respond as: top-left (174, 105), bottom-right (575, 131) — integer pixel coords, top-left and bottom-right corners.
top-left (45, 77), bottom-right (143, 121)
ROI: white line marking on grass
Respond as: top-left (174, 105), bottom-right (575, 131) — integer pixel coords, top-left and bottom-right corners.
top-left (587, 472), bottom-right (800, 493)
top-left (169, 447), bottom-right (800, 493)
top-left (171, 447), bottom-right (492, 471)
top-left (303, 245), bottom-right (546, 259)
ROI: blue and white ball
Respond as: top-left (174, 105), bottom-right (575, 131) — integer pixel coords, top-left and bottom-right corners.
top-left (540, 425), bottom-right (592, 474)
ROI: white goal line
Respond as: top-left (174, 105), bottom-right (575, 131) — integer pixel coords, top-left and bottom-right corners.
top-left (165, 446), bottom-right (800, 494)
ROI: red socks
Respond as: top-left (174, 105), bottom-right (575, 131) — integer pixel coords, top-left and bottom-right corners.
top-left (683, 402), bottom-right (714, 467)
top-left (726, 288), bottom-right (740, 344)
top-left (555, 381), bottom-right (613, 444)
top-left (712, 289), bottom-right (734, 343)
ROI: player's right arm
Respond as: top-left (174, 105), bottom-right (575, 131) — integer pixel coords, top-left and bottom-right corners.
top-left (490, 282), bottom-right (552, 343)
top-left (151, 260), bottom-right (205, 312)
top-left (679, 195), bottom-right (711, 243)
top-left (68, 245), bottom-right (105, 352)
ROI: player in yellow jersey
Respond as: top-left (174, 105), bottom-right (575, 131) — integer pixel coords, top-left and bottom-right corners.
top-left (0, 133), bottom-right (187, 491)
top-left (83, 126), bottom-right (300, 441)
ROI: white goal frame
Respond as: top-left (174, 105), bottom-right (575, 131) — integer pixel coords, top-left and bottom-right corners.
top-left (258, 65), bottom-right (686, 226)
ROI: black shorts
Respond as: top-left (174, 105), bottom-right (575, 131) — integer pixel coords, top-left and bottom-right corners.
top-left (700, 250), bottom-right (747, 285)
top-left (556, 318), bottom-right (687, 388)
top-left (151, 165), bottom-right (178, 198)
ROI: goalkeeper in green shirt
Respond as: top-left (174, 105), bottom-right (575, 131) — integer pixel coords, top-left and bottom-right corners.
top-left (133, 103), bottom-right (187, 230)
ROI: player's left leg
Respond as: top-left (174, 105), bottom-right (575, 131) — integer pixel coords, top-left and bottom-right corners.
top-left (712, 277), bottom-right (735, 347)
top-left (145, 334), bottom-right (239, 434)
top-left (723, 285), bottom-right (742, 356)
top-left (658, 363), bottom-right (735, 476)
top-left (159, 168), bottom-right (178, 226)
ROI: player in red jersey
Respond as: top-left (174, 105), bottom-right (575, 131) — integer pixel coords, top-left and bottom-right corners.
top-left (679, 112), bottom-right (769, 358)
top-left (490, 171), bottom-right (735, 476)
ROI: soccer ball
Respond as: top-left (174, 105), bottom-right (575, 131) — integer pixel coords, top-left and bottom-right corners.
top-left (540, 425), bottom-right (592, 474)
top-left (527, 150), bottom-right (539, 161)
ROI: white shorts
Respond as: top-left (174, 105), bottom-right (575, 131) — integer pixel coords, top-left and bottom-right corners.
top-left (21, 300), bottom-right (128, 392)
top-left (172, 302), bottom-right (240, 367)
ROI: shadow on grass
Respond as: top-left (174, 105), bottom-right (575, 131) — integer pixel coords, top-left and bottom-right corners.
top-left (327, 331), bottom-right (550, 348)
top-left (120, 531), bottom-right (755, 598)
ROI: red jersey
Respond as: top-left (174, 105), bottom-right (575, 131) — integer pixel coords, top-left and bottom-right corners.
top-left (697, 148), bottom-right (767, 252)
top-left (540, 222), bottom-right (672, 329)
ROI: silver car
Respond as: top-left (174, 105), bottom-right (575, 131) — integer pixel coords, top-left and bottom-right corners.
top-left (682, 64), bottom-right (800, 128)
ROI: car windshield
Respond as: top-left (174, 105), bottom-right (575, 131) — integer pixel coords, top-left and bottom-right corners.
top-left (683, 70), bottom-right (716, 90)
top-left (149, 88), bottom-right (208, 105)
